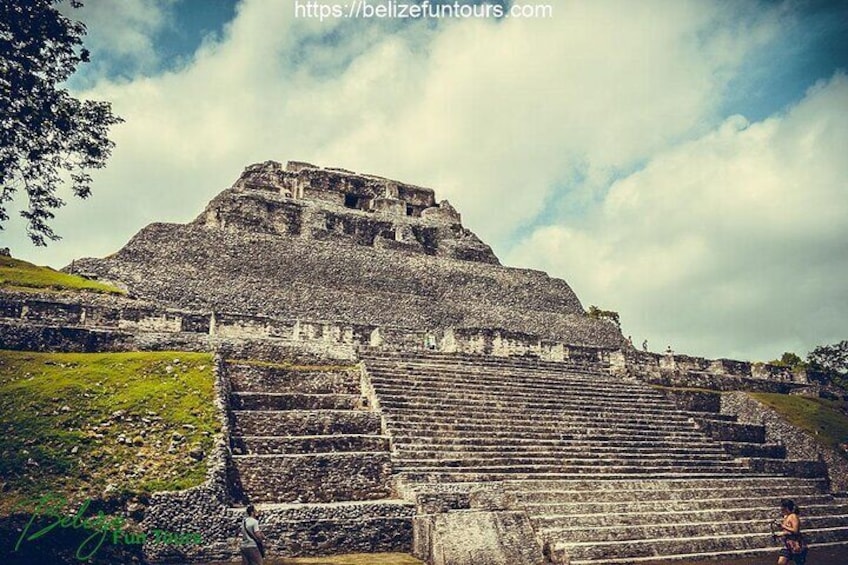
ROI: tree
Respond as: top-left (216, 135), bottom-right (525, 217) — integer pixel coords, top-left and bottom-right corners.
top-left (807, 340), bottom-right (848, 388)
top-left (587, 305), bottom-right (621, 329)
top-left (769, 351), bottom-right (807, 372)
top-left (0, 0), bottom-right (122, 246)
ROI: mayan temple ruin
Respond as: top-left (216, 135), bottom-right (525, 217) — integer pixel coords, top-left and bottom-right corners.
top-left (2, 160), bottom-right (848, 564)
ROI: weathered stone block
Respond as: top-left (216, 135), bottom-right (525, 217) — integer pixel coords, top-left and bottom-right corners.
top-left (232, 410), bottom-right (381, 436)
top-left (231, 453), bottom-right (393, 503)
top-left (413, 510), bottom-right (545, 565)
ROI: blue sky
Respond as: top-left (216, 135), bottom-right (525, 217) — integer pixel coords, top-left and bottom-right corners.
top-left (4, 0), bottom-right (848, 361)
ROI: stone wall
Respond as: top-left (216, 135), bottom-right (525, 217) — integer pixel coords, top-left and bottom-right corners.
top-left (0, 292), bottom-right (811, 393)
top-left (624, 349), bottom-right (808, 393)
top-left (0, 292), bottom-right (619, 363)
top-left (659, 389), bottom-right (722, 412)
top-left (721, 392), bottom-right (848, 492)
top-left (232, 453), bottom-right (393, 504)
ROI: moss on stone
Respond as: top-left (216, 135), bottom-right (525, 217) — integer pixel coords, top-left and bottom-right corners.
top-left (0, 350), bottom-right (217, 514)
top-left (0, 255), bottom-right (123, 294)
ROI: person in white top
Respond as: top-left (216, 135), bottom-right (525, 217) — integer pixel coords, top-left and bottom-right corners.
top-left (240, 504), bottom-right (265, 565)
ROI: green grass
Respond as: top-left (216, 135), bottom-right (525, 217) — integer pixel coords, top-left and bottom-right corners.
top-left (749, 392), bottom-right (848, 458)
top-left (0, 255), bottom-right (123, 294)
top-left (0, 350), bottom-right (217, 514)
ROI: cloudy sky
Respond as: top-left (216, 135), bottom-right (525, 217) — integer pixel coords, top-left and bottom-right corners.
top-left (4, 0), bottom-right (847, 362)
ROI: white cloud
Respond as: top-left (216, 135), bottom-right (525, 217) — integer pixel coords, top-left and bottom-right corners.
top-left (506, 74), bottom-right (848, 360)
top-left (9, 0), bottom-right (825, 361)
top-left (64, 0), bottom-right (173, 75)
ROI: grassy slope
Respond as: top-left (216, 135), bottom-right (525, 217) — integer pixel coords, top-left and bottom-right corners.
top-left (749, 393), bottom-right (848, 457)
top-left (0, 350), bottom-right (217, 514)
top-left (0, 255), bottom-right (123, 294)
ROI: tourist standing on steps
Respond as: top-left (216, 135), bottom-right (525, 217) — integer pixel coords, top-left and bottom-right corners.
top-left (241, 504), bottom-right (266, 565)
top-left (775, 499), bottom-right (807, 565)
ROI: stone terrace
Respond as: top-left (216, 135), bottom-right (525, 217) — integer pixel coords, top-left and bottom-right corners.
top-left (360, 350), bottom-right (848, 564)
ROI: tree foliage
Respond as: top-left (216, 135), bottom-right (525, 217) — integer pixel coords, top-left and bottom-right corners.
top-left (807, 340), bottom-right (848, 388)
top-left (587, 305), bottom-right (621, 329)
top-left (0, 0), bottom-right (122, 246)
top-left (769, 351), bottom-right (807, 372)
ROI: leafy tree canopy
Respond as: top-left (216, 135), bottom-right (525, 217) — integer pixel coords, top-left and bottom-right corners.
top-left (769, 351), bottom-right (807, 372)
top-left (808, 340), bottom-right (848, 379)
top-left (0, 0), bottom-right (122, 246)
top-left (587, 305), bottom-right (621, 329)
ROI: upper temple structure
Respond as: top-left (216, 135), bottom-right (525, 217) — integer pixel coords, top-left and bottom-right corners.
top-left (201, 160), bottom-right (498, 263)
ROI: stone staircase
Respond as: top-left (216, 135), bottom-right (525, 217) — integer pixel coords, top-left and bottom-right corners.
top-left (225, 358), bottom-right (414, 556)
top-left (360, 350), bottom-right (848, 563)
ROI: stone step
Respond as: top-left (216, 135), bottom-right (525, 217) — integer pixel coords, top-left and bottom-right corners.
top-left (379, 402), bottom-right (686, 424)
top-left (375, 395), bottom-right (689, 417)
top-left (232, 410), bottom-right (382, 436)
top-left (367, 352), bottom-right (607, 365)
top-left (722, 441), bottom-right (787, 458)
top-left (395, 436), bottom-right (726, 451)
top-left (521, 494), bottom-right (837, 515)
top-left (389, 434), bottom-right (715, 449)
top-left (368, 365), bottom-right (631, 385)
top-left (370, 382), bottom-right (672, 404)
top-left (394, 457), bottom-right (739, 470)
top-left (231, 392), bottom-right (361, 411)
top-left (232, 434), bottom-right (391, 455)
top-left (386, 422), bottom-right (708, 438)
top-left (394, 462), bottom-right (748, 474)
top-left (383, 410), bottom-right (700, 428)
top-left (395, 449), bottom-right (731, 460)
top-left (534, 506), bottom-right (848, 531)
top-left (551, 525), bottom-right (848, 561)
top-left (542, 514), bottom-right (848, 544)
top-left (366, 362), bottom-right (627, 381)
top-left (227, 362), bottom-right (360, 394)
top-left (225, 499), bottom-right (414, 557)
top-left (361, 351), bottom-right (609, 371)
top-left (565, 541), bottom-right (848, 565)
top-left (399, 471), bottom-right (759, 483)
top-left (382, 406), bottom-right (696, 430)
top-left (231, 452), bottom-right (393, 504)
top-left (369, 374), bottom-right (660, 398)
top-left (514, 484), bottom-right (826, 504)
top-left (362, 357), bottom-right (612, 377)
top-left (503, 476), bottom-right (827, 494)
